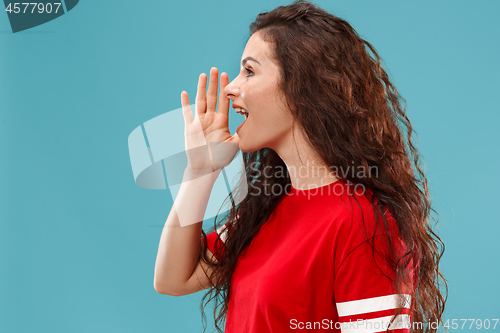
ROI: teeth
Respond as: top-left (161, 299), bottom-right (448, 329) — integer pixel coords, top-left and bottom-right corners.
top-left (234, 107), bottom-right (248, 116)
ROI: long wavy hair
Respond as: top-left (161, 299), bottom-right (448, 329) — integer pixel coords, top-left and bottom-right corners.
top-left (198, 1), bottom-right (447, 332)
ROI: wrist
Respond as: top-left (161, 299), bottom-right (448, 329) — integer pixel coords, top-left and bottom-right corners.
top-left (183, 167), bottom-right (221, 182)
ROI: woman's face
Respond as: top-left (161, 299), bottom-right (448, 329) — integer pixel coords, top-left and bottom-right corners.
top-left (224, 31), bottom-right (295, 153)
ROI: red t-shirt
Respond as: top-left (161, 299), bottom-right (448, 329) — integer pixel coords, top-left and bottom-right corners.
top-left (204, 179), bottom-right (413, 332)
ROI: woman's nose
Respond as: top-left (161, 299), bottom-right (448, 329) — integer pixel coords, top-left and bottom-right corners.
top-left (223, 77), bottom-right (239, 99)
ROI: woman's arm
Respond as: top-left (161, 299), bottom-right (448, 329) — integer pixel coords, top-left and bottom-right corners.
top-left (153, 167), bottom-right (220, 296)
top-left (153, 67), bottom-right (238, 296)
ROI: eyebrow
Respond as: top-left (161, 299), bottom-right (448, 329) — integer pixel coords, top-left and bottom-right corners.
top-left (241, 56), bottom-right (261, 66)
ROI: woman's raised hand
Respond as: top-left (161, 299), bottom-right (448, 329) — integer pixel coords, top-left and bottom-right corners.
top-left (181, 67), bottom-right (240, 175)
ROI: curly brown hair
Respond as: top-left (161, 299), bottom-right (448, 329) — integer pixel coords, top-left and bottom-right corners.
top-left (198, 1), bottom-right (447, 332)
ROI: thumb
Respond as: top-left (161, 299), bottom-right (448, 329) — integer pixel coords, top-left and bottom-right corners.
top-left (181, 91), bottom-right (193, 126)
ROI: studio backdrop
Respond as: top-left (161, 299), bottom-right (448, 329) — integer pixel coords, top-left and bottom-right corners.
top-left (1, 0), bottom-right (498, 332)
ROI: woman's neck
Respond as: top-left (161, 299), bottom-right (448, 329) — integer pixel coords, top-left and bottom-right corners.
top-left (273, 127), bottom-right (339, 191)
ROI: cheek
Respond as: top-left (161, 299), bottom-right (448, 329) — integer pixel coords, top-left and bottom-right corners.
top-left (242, 79), bottom-right (290, 130)
top-left (244, 81), bottom-right (280, 110)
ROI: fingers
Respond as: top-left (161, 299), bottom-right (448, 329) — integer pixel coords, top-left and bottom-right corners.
top-left (195, 73), bottom-right (207, 117)
top-left (218, 72), bottom-right (230, 118)
top-left (206, 67), bottom-right (219, 114)
top-left (192, 68), bottom-right (226, 118)
top-left (181, 91), bottom-right (193, 125)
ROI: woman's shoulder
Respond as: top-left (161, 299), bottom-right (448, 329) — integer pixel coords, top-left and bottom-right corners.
top-left (329, 183), bottom-right (399, 244)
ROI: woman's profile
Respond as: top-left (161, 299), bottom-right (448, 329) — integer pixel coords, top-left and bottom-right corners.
top-left (153, 1), bottom-right (447, 332)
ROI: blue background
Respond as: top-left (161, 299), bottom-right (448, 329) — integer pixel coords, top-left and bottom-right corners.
top-left (1, 0), bottom-right (498, 332)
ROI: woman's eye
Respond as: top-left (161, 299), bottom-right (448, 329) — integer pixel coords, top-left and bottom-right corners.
top-left (245, 67), bottom-right (254, 76)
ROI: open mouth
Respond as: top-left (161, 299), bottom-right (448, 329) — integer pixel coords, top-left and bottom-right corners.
top-left (234, 108), bottom-right (248, 120)
top-left (235, 108), bottom-right (248, 133)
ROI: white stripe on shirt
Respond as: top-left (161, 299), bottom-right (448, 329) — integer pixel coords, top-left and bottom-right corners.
top-left (337, 294), bottom-right (411, 317)
top-left (216, 224), bottom-right (228, 243)
top-left (340, 314), bottom-right (411, 333)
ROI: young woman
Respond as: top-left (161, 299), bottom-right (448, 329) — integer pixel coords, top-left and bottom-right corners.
top-left (154, 1), bottom-right (446, 332)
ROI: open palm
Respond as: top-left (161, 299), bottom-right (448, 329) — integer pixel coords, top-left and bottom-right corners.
top-left (181, 68), bottom-right (240, 174)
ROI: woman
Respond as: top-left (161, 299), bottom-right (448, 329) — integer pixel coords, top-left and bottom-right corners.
top-left (153, 1), bottom-right (447, 332)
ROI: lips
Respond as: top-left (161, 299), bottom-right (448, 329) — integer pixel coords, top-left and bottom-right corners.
top-left (235, 108), bottom-right (248, 118)
top-left (233, 103), bottom-right (248, 134)
top-left (236, 119), bottom-right (246, 133)
top-left (233, 103), bottom-right (248, 122)
top-left (233, 104), bottom-right (248, 114)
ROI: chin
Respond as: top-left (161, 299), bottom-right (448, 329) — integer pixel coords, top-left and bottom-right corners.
top-left (239, 145), bottom-right (257, 153)
top-left (238, 140), bottom-right (262, 154)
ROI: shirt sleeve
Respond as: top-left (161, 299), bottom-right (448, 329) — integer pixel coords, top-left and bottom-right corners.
top-left (334, 210), bottom-right (412, 333)
top-left (203, 221), bottom-right (231, 262)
